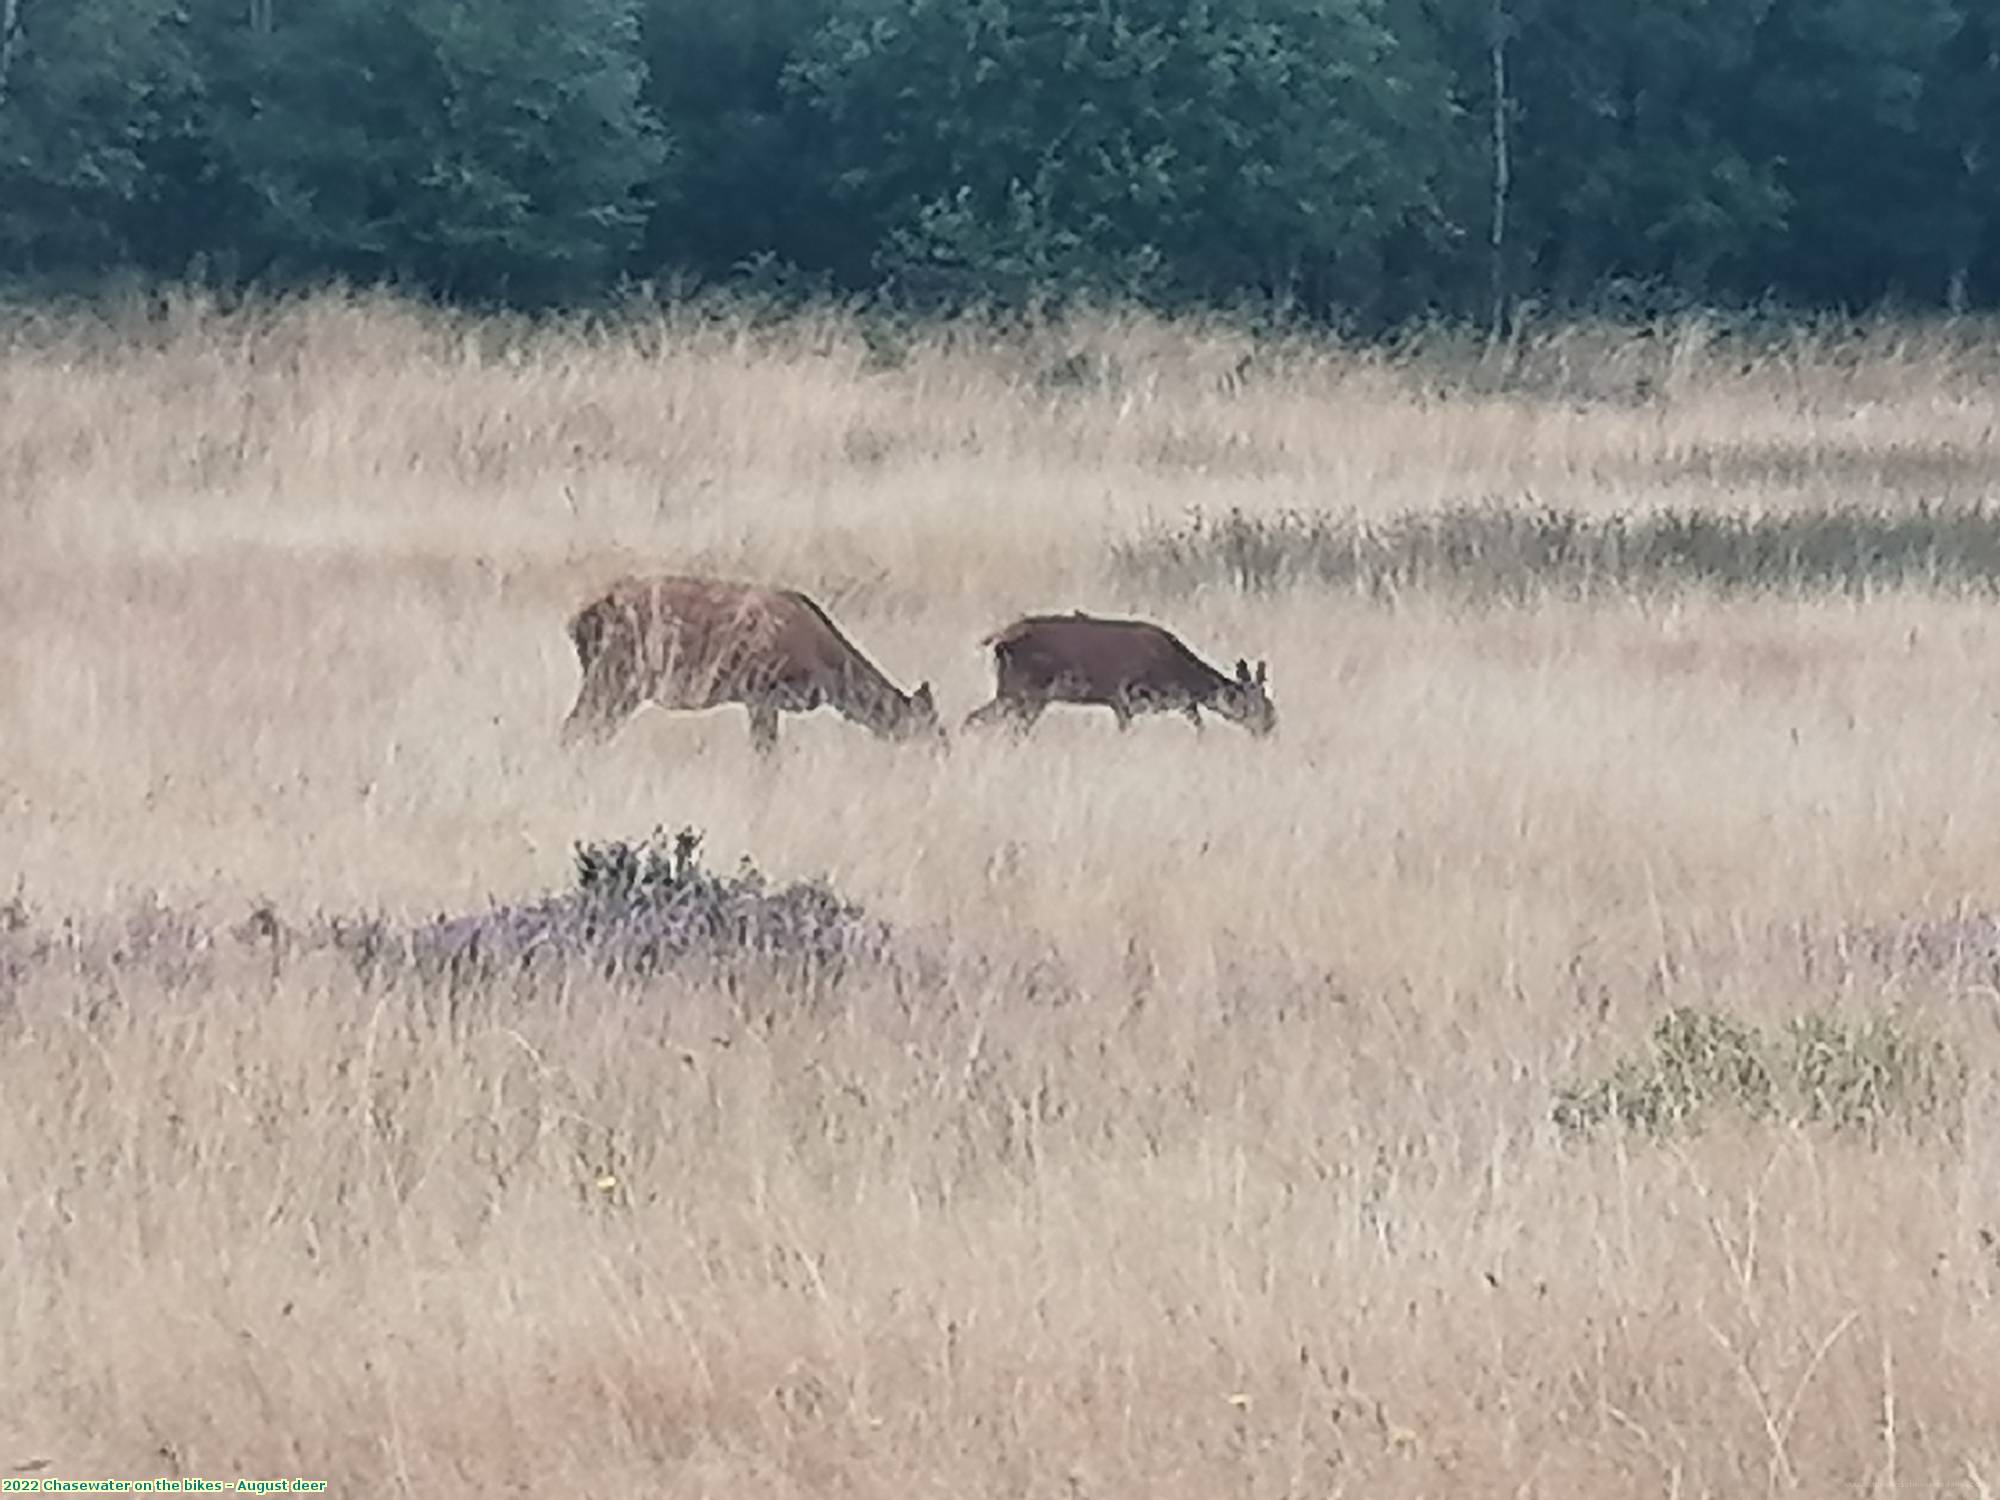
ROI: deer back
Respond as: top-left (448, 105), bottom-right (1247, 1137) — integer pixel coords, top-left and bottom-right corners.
top-left (991, 615), bottom-right (1231, 700)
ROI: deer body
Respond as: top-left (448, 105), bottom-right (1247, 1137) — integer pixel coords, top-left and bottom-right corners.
top-left (965, 614), bottom-right (1275, 737)
top-left (561, 576), bottom-right (940, 753)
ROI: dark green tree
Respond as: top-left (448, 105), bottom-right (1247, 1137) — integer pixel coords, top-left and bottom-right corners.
top-left (1927, 0), bottom-right (2000, 308)
top-left (0, 0), bottom-right (192, 277)
top-left (1741, 0), bottom-right (1984, 307)
top-left (786, 0), bottom-right (1459, 314)
top-left (7, 0), bottom-right (2000, 317)
top-left (638, 0), bottom-right (835, 284)
top-left (1492, 0), bottom-right (1789, 305)
top-left (191, 0), bottom-right (665, 303)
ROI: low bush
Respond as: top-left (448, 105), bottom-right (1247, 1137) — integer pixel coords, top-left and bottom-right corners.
top-left (379, 828), bottom-right (890, 993)
top-left (1554, 1005), bottom-right (1963, 1140)
top-left (350, 828), bottom-right (892, 1004)
top-left (0, 829), bottom-right (890, 1012)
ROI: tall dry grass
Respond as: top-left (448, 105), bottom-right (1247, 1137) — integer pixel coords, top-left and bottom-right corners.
top-left (5, 289), bottom-right (2000, 1495)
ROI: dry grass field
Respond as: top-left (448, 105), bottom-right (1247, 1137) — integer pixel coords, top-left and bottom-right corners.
top-left (5, 290), bottom-right (2000, 1496)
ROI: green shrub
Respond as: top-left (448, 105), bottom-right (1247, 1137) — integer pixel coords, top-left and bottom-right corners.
top-left (1555, 1005), bottom-right (1962, 1140)
top-left (1784, 1012), bottom-right (1963, 1134)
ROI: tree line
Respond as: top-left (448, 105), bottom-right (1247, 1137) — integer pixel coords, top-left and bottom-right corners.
top-left (2, 0), bottom-right (1995, 321)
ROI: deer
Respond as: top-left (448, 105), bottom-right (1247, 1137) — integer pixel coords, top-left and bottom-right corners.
top-left (560, 576), bottom-right (943, 754)
top-left (963, 612), bottom-right (1275, 738)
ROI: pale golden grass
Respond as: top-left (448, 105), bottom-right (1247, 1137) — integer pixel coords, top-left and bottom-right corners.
top-left (5, 290), bottom-right (2000, 1495)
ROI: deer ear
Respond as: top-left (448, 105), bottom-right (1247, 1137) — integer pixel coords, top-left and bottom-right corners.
top-left (1255, 660), bottom-right (1268, 687)
top-left (1234, 658), bottom-right (1251, 683)
top-left (913, 682), bottom-right (935, 710)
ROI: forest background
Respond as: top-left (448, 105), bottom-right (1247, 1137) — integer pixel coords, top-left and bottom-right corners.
top-left (5, 0), bottom-right (1998, 320)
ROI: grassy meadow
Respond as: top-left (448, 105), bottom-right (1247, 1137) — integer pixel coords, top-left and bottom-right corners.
top-left (5, 292), bottom-right (2000, 1496)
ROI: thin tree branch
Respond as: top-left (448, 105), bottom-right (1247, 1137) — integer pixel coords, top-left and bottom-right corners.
top-left (1487, 0), bottom-right (1510, 344)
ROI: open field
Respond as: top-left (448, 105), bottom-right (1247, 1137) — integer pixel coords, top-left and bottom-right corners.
top-left (5, 293), bottom-right (2000, 1496)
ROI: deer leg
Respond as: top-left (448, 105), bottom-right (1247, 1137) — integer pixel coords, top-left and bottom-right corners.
top-left (1110, 695), bottom-right (1134, 732)
top-left (1183, 703), bottom-right (1204, 732)
top-left (963, 697), bottom-right (1009, 731)
top-left (748, 701), bottom-right (781, 754)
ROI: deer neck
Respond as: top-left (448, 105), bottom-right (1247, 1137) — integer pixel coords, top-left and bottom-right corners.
top-left (1194, 675), bottom-right (1250, 726)
top-left (829, 666), bottom-right (909, 738)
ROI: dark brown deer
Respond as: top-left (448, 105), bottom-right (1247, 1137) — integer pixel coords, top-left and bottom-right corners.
top-left (560, 576), bottom-right (942, 753)
top-left (964, 613), bottom-right (1275, 737)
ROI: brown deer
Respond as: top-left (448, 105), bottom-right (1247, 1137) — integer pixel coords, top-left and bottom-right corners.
top-left (964, 613), bottom-right (1275, 737)
top-left (560, 576), bottom-right (943, 754)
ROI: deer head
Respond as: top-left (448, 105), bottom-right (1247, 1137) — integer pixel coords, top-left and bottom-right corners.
top-left (895, 681), bottom-right (947, 745)
top-left (1223, 658), bottom-right (1276, 737)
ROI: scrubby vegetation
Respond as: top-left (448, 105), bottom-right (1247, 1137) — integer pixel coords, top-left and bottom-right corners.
top-left (1554, 1005), bottom-right (1964, 1139)
top-left (0, 829), bottom-right (889, 1008)
top-left (1113, 502), bottom-right (2000, 601)
top-left (400, 828), bottom-right (888, 989)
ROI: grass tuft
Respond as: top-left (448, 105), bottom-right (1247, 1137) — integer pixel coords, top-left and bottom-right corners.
top-left (1112, 502), bottom-right (2000, 601)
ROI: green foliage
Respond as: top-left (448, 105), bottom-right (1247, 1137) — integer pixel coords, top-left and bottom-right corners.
top-left (638, 0), bottom-right (833, 280)
top-left (1740, 0), bottom-right (1980, 306)
top-left (4, 0), bottom-right (2000, 312)
top-left (1555, 1008), bottom-right (1776, 1136)
top-left (177, 0), bottom-right (665, 302)
top-left (1112, 502), bottom-right (2000, 601)
top-left (1502, 0), bottom-right (1789, 298)
top-left (1784, 1011), bottom-right (1965, 1133)
top-left (0, 0), bottom-right (192, 276)
top-left (1554, 1006), bottom-right (1963, 1140)
top-left (784, 0), bottom-right (1456, 311)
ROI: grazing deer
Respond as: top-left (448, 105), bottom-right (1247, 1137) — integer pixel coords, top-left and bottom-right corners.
top-left (560, 576), bottom-right (943, 754)
top-left (964, 613), bottom-right (1275, 737)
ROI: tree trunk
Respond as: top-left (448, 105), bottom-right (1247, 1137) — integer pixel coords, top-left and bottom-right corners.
top-left (1487, 0), bottom-right (1511, 344)
top-left (1948, 142), bottom-right (1982, 315)
top-left (0, 0), bottom-right (24, 111)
